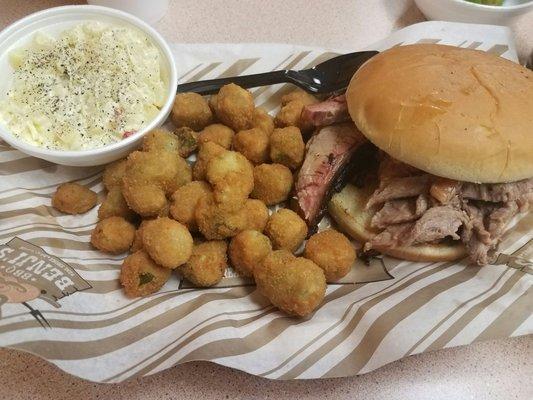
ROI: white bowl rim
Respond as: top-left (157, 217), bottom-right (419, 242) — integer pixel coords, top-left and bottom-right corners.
top-left (450, 0), bottom-right (533, 10)
top-left (0, 4), bottom-right (177, 160)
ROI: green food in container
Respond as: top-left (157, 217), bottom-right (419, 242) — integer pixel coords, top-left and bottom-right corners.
top-left (465, 0), bottom-right (504, 5)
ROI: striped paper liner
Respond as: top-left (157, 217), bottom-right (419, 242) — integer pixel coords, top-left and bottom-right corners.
top-left (0, 21), bottom-right (531, 383)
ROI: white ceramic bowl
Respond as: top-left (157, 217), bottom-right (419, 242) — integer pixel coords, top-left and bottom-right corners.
top-left (0, 5), bottom-right (177, 166)
top-left (415, 0), bottom-right (533, 26)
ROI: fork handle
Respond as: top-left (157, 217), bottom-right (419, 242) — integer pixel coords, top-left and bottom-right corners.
top-left (177, 70), bottom-right (295, 95)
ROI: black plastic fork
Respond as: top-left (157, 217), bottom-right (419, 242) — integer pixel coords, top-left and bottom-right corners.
top-left (176, 50), bottom-right (378, 95)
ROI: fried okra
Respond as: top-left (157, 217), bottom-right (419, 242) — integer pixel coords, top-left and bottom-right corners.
top-left (98, 187), bottom-right (136, 221)
top-left (122, 150), bottom-right (191, 217)
top-left (142, 217), bottom-right (193, 269)
top-left (280, 89), bottom-right (318, 107)
top-left (255, 254), bottom-right (326, 317)
top-left (169, 181), bottom-right (212, 231)
top-left (261, 249), bottom-right (295, 269)
top-left (251, 107), bottom-right (274, 136)
top-left (229, 230), bottom-right (272, 277)
top-left (122, 184), bottom-right (168, 218)
top-left (198, 124), bottom-right (235, 149)
top-left (174, 127), bottom-right (199, 158)
top-left (269, 127), bottom-right (305, 170)
top-left (241, 199), bottom-right (269, 232)
top-left (141, 128), bottom-right (181, 155)
top-left (251, 163), bottom-right (293, 205)
top-left (120, 250), bottom-right (171, 297)
top-left (142, 128), bottom-right (197, 172)
top-left (275, 100), bottom-right (305, 128)
top-left (122, 150), bottom-right (177, 194)
top-left (167, 156), bottom-right (193, 195)
top-left (275, 89), bottom-right (318, 130)
top-left (130, 220), bottom-right (150, 252)
top-left (304, 229), bottom-right (356, 281)
top-left (102, 159), bottom-right (127, 190)
top-left (195, 195), bottom-right (248, 240)
top-left (233, 127), bottom-right (270, 164)
top-left (52, 183), bottom-right (97, 214)
top-left (265, 209), bottom-right (308, 252)
top-left (91, 216), bottom-right (135, 254)
top-left (171, 92), bottom-right (213, 131)
top-left (208, 94), bottom-right (219, 116)
top-left (179, 241), bottom-right (228, 287)
top-left (206, 150), bottom-right (254, 212)
top-left (215, 83), bottom-right (254, 131)
top-left (192, 141), bottom-right (226, 181)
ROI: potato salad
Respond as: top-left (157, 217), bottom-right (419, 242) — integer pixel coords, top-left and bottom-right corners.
top-left (0, 22), bottom-right (167, 150)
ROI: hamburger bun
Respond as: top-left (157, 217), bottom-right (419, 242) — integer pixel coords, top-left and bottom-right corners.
top-left (328, 183), bottom-right (466, 262)
top-left (346, 44), bottom-right (533, 184)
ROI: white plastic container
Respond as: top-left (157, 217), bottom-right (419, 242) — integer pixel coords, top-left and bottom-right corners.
top-left (415, 0), bottom-right (533, 26)
top-left (0, 5), bottom-right (177, 166)
top-left (86, 0), bottom-right (169, 24)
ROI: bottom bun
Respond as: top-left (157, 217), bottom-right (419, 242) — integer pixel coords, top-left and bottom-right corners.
top-left (328, 183), bottom-right (466, 262)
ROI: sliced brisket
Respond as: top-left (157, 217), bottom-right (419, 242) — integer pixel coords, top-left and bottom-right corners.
top-left (463, 237), bottom-right (493, 266)
top-left (366, 222), bottom-right (413, 250)
top-left (461, 178), bottom-right (533, 203)
top-left (366, 175), bottom-right (431, 209)
top-left (368, 205), bottom-right (467, 250)
top-left (461, 202), bottom-right (491, 245)
top-left (416, 194), bottom-right (429, 215)
top-left (370, 195), bottom-right (428, 229)
top-left (293, 123), bottom-right (366, 230)
top-left (460, 200), bottom-right (522, 265)
top-left (300, 95), bottom-right (350, 128)
top-left (487, 201), bottom-right (520, 239)
top-left (405, 206), bottom-right (468, 245)
top-left (364, 160), bottom-right (532, 265)
top-left (517, 193), bottom-right (533, 212)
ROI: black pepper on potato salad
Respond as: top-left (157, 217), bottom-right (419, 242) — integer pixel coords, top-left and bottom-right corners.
top-left (0, 22), bottom-right (167, 150)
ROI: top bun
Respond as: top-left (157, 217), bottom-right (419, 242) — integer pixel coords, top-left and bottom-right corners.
top-left (346, 44), bottom-right (533, 183)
